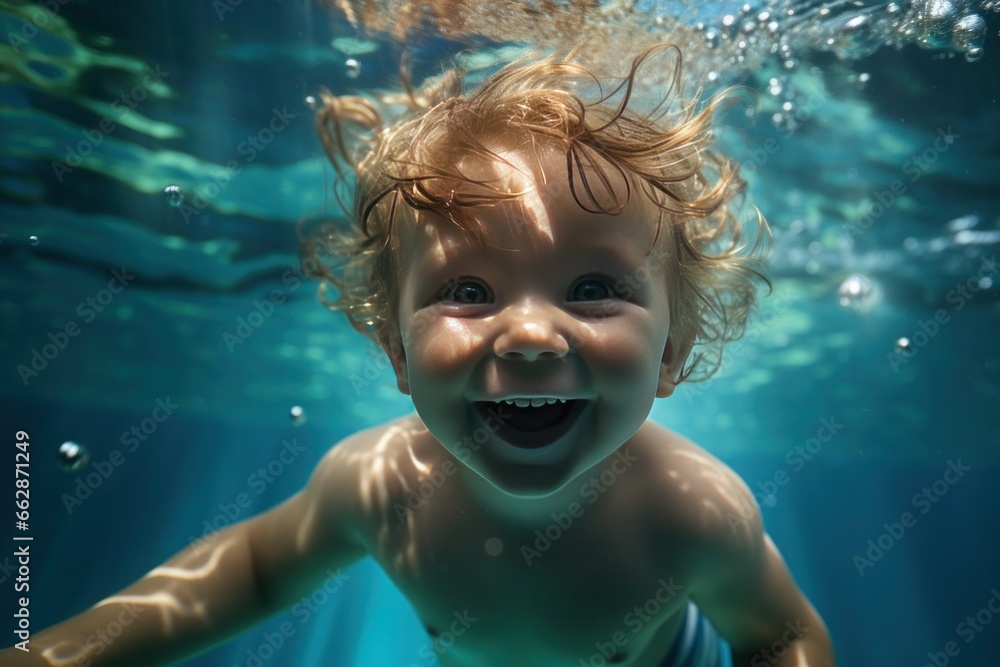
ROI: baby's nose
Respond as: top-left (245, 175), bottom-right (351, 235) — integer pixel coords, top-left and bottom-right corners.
top-left (493, 299), bottom-right (571, 361)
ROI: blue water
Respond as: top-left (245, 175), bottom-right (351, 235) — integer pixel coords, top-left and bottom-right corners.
top-left (2, 0), bottom-right (1000, 665)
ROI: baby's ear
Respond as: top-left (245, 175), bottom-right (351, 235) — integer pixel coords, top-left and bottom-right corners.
top-left (377, 327), bottom-right (410, 395)
top-left (657, 327), bottom-right (696, 398)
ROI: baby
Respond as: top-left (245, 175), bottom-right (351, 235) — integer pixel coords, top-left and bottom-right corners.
top-left (4, 43), bottom-right (834, 666)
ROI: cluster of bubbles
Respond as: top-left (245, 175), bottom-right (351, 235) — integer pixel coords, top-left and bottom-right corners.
top-left (686, 0), bottom-right (992, 127)
top-left (56, 441), bottom-right (90, 472)
top-left (693, 4), bottom-right (825, 133)
top-left (780, 0), bottom-right (991, 62)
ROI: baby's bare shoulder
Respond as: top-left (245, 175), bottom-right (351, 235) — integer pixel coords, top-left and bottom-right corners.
top-left (315, 413), bottom-right (427, 470)
top-left (636, 421), bottom-right (761, 548)
top-left (309, 413), bottom-right (432, 519)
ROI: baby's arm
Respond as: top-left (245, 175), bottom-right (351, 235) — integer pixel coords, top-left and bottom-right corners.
top-left (688, 474), bottom-right (835, 666)
top-left (1, 441), bottom-right (366, 666)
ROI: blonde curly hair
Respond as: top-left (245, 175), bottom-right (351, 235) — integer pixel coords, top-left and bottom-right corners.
top-left (303, 41), bottom-right (771, 383)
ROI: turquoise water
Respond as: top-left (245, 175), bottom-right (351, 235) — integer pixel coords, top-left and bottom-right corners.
top-left (2, 1), bottom-right (999, 665)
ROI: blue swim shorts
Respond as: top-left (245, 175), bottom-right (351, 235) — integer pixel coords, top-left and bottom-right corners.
top-left (658, 602), bottom-right (730, 667)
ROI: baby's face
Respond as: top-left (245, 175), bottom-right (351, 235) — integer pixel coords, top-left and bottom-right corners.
top-left (383, 146), bottom-right (688, 497)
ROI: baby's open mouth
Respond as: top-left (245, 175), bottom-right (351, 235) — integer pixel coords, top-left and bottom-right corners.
top-left (473, 398), bottom-right (586, 449)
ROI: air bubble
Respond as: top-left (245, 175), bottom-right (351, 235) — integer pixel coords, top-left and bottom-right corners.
top-left (305, 95), bottom-right (317, 110)
top-left (345, 58), bottom-right (361, 79)
top-left (290, 405), bottom-right (307, 426)
top-left (57, 441), bottom-right (90, 472)
top-left (894, 337), bottom-right (914, 354)
top-left (964, 47), bottom-right (983, 62)
top-left (952, 13), bottom-right (986, 53)
top-left (164, 185), bottom-right (184, 207)
top-left (917, 0), bottom-right (958, 49)
top-left (28, 235), bottom-right (39, 246)
top-left (828, 13), bottom-right (883, 59)
top-left (485, 537), bottom-right (504, 556)
top-left (838, 274), bottom-right (874, 308)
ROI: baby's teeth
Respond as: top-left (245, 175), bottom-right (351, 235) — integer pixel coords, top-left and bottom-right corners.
top-left (499, 398), bottom-right (566, 407)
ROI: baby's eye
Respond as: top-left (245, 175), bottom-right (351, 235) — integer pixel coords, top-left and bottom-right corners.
top-left (569, 276), bottom-right (615, 302)
top-left (438, 278), bottom-right (493, 304)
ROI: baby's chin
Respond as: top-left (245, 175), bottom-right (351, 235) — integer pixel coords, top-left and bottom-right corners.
top-left (449, 445), bottom-right (619, 511)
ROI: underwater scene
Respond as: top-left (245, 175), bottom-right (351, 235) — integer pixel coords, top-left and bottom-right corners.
top-left (2, 0), bottom-right (999, 665)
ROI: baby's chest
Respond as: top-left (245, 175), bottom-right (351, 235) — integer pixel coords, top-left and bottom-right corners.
top-left (371, 508), bottom-right (690, 664)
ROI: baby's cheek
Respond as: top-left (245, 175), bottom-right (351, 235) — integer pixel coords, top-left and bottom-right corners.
top-left (587, 319), bottom-right (661, 364)
top-left (410, 321), bottom-right (483, 378)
